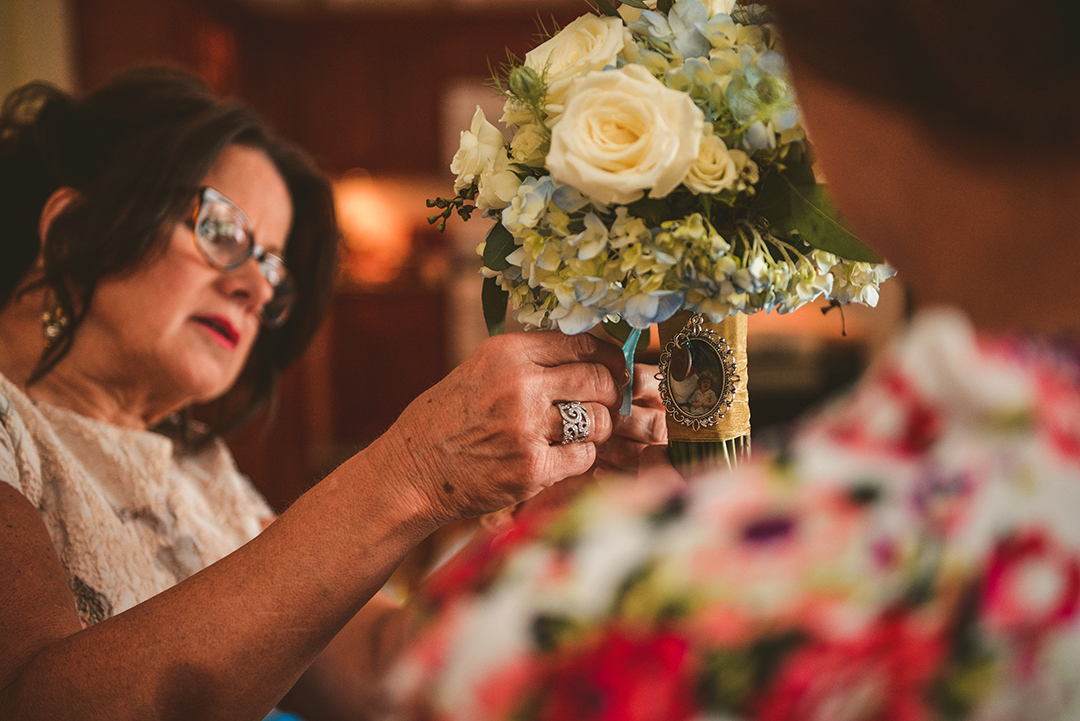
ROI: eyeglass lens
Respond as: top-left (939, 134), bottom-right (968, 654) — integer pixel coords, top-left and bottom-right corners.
top-left (194, 188), bottom-right (295, 327)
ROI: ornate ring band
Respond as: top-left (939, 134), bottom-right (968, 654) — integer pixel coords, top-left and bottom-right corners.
top-left (556, 400), bottom-right (591, 445)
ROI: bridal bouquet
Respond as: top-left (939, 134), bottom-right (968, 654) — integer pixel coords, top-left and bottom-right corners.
top-left (431, 0), bottom-right (892, 340)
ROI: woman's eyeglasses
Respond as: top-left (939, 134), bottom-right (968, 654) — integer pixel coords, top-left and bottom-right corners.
top-left (192, 187), bottom-right (294, 328)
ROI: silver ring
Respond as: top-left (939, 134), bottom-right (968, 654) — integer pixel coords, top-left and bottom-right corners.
top-left (556, 401), bottom-right (591, 444)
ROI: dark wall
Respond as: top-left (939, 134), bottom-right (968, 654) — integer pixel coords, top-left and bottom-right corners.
top-left (236, 10), bottom-right (577, 175)
top-left (74, 0), bottom-right (580, 174)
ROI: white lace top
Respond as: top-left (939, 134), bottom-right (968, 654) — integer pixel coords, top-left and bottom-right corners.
top-left (0, 372), bottom-right (274, 626)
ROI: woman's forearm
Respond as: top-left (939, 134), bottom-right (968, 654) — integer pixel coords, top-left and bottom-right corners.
top-left (0, 432), bottom-right (435, 721)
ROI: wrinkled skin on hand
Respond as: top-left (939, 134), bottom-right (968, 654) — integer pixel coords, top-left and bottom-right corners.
top-left (382, 331), bottom-right (631, 524)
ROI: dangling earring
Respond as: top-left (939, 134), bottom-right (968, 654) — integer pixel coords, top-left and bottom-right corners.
top-left (42, 306), bottom-right (70, 348)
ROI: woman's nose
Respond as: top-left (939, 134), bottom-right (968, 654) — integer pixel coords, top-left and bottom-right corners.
top-left (219, 257), bottom-right (275, 311)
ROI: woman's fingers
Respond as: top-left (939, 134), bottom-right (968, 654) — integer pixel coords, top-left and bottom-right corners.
top-left (541, 362), bottom-right (623, 409)
top-left (632, 364), bottom-right (665, 407)
top-left (544, 400), bottom-right (613, 479)
top-left (611, 403), bottom-right (667, 446)
top-left (549, 401), bottom-right (612, 446)
top-left (520, 331), bottom-right (629, 387)
top-left (544, 439), bottom-right (599, 483)
top-left (639, 443), bottom-right (678, 476)
top-left (594, 439), bottom-right (648, 474)
top-left (589, 366), bottom-right (667, 473)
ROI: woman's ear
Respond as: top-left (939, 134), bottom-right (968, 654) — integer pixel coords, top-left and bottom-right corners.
top-left (38, 187), bottom-right (80, 248)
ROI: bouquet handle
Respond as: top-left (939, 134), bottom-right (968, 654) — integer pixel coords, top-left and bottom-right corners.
top-left (656, 311), bottom-right (750, 472)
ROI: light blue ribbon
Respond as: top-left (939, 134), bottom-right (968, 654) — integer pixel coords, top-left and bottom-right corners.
top-left (620, 327), bottom-right (642, 416)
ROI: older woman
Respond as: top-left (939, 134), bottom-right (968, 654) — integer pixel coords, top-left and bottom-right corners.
top-left (0, 67), bottom-right (665, 720)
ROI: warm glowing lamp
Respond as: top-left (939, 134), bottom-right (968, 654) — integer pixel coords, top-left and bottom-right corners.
top-left (334, 170), bottom-right (412, 284)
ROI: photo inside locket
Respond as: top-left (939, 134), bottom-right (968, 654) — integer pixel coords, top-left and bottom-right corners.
top-left (669, 339), bottom-right (725, 417)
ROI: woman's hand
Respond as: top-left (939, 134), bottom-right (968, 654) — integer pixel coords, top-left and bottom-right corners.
top-left (592, 363), bottom-right (668, 476)
top-left (369, 331), bottom-right (630, 525)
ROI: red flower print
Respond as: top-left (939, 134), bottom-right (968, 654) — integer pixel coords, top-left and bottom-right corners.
top-left (754, 614), bottom-right (946, 721)
top-left (1037, 372), bottom-right (1080, 462)
top-left (422, 509), bottom-right (547, 607)
top-left (829, 368), bottom-right (942, 457)
top-left (475, 654), bottom-right (542, 720)
top-left (535, 627), bottom-right (697, 721)
top-left (982, 529), bottom-right (1080, 672)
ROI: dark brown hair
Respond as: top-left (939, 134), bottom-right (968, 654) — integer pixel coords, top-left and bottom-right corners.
top-left (0, 66), bottom-right (339, 444)
top-left (767, 0), bottom-right (1080, 151)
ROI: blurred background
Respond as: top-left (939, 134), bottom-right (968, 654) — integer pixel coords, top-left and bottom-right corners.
top-left (1, 0), bottom-right (906, 518)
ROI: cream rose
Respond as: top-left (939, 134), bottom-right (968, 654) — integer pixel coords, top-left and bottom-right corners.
top-left (524, 14), bottom-right (627, 107)
top-left (450, 107), bottom-right (505, 192)
top-left (684, 132), bottom-right (738, 194)
top-left (546, 65), bottom-right (705, 205)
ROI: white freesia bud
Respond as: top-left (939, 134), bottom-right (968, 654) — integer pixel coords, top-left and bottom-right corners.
top-left (500, 98), bottom-right (535, 128)
top-left (509, 123), bottom-right (547, 167)
top-left (450, 106), bottom-right (506, 192)
top-left (728, 149), bottom-right (760, 192)
top-left (547, 65), bottom-right (705, 205)
top-left (684, 132), bottom-right (739, 194)
top-left (703, 0), bottom-right (737, 16)
top-left (524, 14), bottom-right (627, 108)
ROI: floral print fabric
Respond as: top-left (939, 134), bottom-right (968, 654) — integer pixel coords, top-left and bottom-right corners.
top-left (388, 308), bottom-right (1080, 721)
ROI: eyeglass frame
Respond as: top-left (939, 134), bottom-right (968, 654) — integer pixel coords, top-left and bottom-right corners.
top-left (190, 186), bottom-right (294, 328)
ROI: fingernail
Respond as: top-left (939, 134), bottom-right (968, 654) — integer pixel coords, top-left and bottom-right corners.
top-left (622, 369), bottom-right (632, 386)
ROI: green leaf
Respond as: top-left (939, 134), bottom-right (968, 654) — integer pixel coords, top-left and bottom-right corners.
top-left (620, 0), bottom-right (651, 8)
top-left (751, 169), bottom-right (795, 233)
top-left (788, 183), bottom-right (882, 263)
top-left (595, 0), bottom-right (622, 17)
top-left (784, 153), bottom-right (817, 188)
top-left (602, 318), bottom-right (651, 352)
top-left (626, 196), bottom-right (675, 228)
top-left (753, 169), bottom-right (881, 263)
top-left (656, 0), bottom-right (674, 13)
top-left (482, 276), bottom-right (509, 336)
top-left (481, 221), bottom-right (516, 272)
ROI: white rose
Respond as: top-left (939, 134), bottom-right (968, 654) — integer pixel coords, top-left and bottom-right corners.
top-left (684, 132), bottom-right (739, 194)
top-left (546, 65), bottom-right (705, 205)
top-left (476, 155), bottom-right (521, 211)
top-left (450, 106), bottom-right (505, 192)
top-left (524, 14), bottom-right (627, 107)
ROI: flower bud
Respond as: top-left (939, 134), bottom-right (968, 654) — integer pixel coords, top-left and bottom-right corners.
top-left (508, 66), bottom-right (543, 102)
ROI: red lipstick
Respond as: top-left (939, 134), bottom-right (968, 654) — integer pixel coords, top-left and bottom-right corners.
top-left (192, 315), bottom-right (240, 349)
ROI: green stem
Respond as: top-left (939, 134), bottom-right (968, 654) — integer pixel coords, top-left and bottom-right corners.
top-left (668, 436), bottom-right (751, 476)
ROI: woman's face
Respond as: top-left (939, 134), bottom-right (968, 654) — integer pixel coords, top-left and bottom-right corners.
top-left (74, 145), bottom-right (294, 411)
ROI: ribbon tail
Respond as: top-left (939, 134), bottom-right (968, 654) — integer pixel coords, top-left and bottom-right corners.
top-left (620, 327), bottom-right (642, 416)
